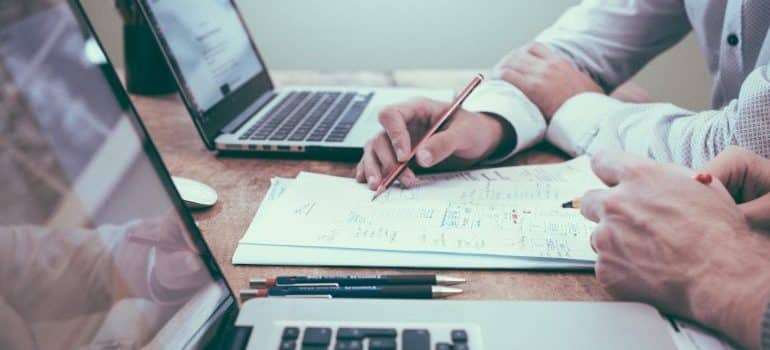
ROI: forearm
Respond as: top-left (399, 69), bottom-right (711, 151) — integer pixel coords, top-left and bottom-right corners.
top-left (534, 0), bottom-right (690, 92)
top-left (708, 271), bottom-right (770, 350)
top-left (685, 231), bottom-right (770, 350)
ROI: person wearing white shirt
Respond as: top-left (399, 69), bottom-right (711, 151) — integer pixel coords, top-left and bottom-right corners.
top-left (355, 1), bottom-right (770, 349)
top-left (354, 0), bottom-right (770, 186)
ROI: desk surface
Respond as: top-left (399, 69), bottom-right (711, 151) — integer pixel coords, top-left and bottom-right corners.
top-left (130, 70), bottom-right (611, 302)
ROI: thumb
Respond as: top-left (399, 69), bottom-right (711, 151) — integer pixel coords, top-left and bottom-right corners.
top-left (415, 129), bottom-right (462, 168)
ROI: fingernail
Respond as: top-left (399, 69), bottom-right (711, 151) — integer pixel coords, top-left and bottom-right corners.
top-left (417, 149), bottom-right (433, 167)
top-left (396, 148), bottom-right (406, 161)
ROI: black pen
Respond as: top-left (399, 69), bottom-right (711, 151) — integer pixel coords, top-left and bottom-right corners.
top-left (249, 274), bottom-right (466, 288)
top-left (239, 285), bottom-right (463, 300)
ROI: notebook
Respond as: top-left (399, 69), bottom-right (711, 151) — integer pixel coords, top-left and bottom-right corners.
top-left (233, 158), bottom-right (602, 269)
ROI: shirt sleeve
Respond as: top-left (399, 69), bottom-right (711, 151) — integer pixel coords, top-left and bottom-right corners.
top-left (546, 65), bottom-right (770, 168)
top-left (535, 0), bottom-right (692, 92)
top-left (462, 80), bottom-right (547, 163)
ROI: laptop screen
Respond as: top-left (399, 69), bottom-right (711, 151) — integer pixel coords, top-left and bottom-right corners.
top-left (141, 0), bottom-right (264, 114)
top-left (139, 0), bottom-right (274, 148)
top-left (0, 1), bottom-right (233, 349)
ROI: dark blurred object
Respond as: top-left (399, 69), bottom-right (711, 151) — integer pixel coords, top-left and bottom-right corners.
top-left (115, 0), bottom-right (176, 95)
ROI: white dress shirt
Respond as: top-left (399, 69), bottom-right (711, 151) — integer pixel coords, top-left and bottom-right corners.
top-left (463, 0), bottom-right (770, 168)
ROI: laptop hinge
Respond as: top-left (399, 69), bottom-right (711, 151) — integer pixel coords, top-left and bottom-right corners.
top-left (221, 91), bottom-right (277, 135)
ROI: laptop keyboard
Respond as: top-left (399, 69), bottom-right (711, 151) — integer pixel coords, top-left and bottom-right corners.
top-left (277, 326), bottom-right (471, 350)
top-left (238, 91), bottom-right (373, 143)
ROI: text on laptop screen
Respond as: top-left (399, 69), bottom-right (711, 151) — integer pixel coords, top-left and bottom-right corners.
top-left (0, 2), bottom-right (230, 349)
top-left (143, 0), bottom-right (264, 114)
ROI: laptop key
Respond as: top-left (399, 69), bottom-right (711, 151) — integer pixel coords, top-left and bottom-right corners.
top-left (334, 340), bottom-right (363, 350)
top-left (435, 343), bottom-right (452, 350)
top-left (302, 327), bottom-right (332, 346)
top-left (453, 344), bottom-right (469, 350)
top-left (451, 329), bottom-right (468, 343)
top-left (402, 329), bottom-right (430, 350)
top-left (278, 340), bottom-right (296, 350)
top-left (336, 328), bottom-right (397, 340)
top-left (283, 327), bottom-right (300, 340)
top-left (369, 338), bottom-right (396, 350)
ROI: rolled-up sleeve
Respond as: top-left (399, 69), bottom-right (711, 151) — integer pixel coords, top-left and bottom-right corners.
top-left (462, 80), bottom-right (547, 163)
top-left (547, 65), bottom-right (770, 168)
top-left (535, 0), bottom-right (692, 92)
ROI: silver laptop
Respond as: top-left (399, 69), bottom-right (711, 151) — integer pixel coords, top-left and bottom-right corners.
top-left (135, 0), bottom-right (452, 157)
top-left (0, 2), bottom-right (724, 349)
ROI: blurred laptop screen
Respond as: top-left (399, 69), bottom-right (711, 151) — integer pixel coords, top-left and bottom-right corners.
top-left (0, 2), bottom-right (230, 349)
top-left (142, 0), bottom-right (264, 114)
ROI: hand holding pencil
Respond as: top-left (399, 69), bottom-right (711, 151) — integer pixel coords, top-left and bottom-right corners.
top-left (355, 75), bottom-right (516, 193)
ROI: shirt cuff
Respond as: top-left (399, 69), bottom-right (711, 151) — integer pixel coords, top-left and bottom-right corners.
top-left (462, 80), bottom-right (546, 164)
top-left (546, 92), bottom-right (625, 156)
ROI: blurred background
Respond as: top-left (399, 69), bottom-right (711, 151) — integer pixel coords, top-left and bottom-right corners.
top-left (82, 0), bottom-right (712, 110)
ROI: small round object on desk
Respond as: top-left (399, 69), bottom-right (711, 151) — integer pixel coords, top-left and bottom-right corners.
top-left (172, 176), bottom-right (218, 209)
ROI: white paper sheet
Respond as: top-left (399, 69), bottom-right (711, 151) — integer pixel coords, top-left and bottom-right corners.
top-left (241, 158), bottom-right (603, 261)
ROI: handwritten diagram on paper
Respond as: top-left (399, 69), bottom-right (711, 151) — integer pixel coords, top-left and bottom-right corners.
top-left (241, 158), bottom-right (602, 261)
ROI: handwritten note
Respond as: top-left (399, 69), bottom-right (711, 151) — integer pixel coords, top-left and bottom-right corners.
top-left (241, 157), bottom-right (602, 261)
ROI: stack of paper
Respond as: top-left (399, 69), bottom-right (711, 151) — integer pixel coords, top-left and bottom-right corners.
top-left (233, 157), bottom-right (605, 270)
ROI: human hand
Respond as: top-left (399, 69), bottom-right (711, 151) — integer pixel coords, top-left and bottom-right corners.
top-left (118, 212), bottom-right (208, 299)
top-left (495, 42), bottom-right (602, 121)
top-left (355, 98), bottom-right (513, 189)
top-left (701, 146), bottom-right (770, 231)
top-left (580, 151), bottom-right (770, 350)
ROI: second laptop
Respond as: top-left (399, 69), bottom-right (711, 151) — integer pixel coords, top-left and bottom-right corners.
top-left (136, 0), bottom-right (453, 157)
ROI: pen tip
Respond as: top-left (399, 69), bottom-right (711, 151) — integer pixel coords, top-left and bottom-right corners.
top-left (436, 275), bottom-right (466, 286)
top-left (432, 286), bottom-right (463, 298)
top-left (371, 190), bottom-right (382, 202)
top-left (561, 201), bottom-right (573, 208)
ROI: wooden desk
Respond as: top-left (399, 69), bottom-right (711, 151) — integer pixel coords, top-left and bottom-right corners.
top-left (130, 70), bottom-right (611, 302)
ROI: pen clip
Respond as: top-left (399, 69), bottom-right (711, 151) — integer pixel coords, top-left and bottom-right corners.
top-left (281, 294), bottom-right (333, 299)
top-left (275, 283), bottom-right (340, 288)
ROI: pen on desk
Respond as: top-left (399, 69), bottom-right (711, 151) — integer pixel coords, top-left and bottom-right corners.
top-left (239, 285), bottom-right (463, 300)
top-left (249, 274), bottom-right (466, 288)
top-left (371, 74), bottom-right (485, 202)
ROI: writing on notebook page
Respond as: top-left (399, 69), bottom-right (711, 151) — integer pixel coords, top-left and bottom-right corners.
top-left (256, 192), bottom-right (597, 260)
top-left (241, 157), bottom-right (602, 261)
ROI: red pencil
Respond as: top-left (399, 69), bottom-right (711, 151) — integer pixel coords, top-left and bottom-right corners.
top-left (371, 74), bottom-right (485, 201)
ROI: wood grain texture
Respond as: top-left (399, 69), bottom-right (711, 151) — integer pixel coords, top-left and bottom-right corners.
top-left (130, 70), bottom-right (611, 303)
